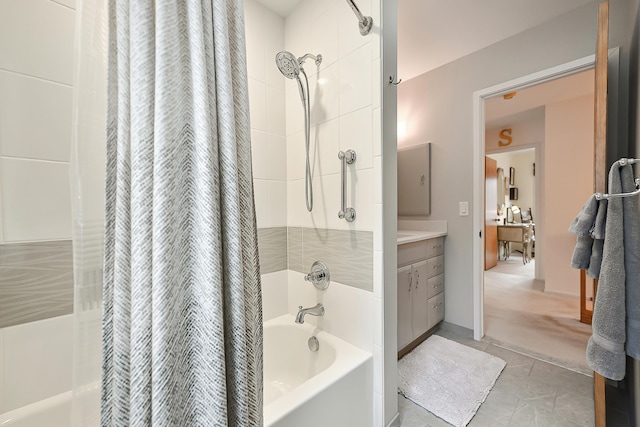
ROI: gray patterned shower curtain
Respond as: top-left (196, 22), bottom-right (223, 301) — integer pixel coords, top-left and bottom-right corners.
top-left (101, 1), bottom-right (262, 426)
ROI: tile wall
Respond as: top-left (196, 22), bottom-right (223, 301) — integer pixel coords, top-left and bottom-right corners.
top-left (245, 0), bottom-right (384, 424)
top-left (0, 0), bottom-right (76, 415)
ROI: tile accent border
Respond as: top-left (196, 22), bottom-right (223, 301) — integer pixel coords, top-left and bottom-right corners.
top-left (288, 227), bottom-right (373, 292)
top-left (257, 227), bottom-right (288, 275)
top-left (0, 241), bottom-right (73, 328)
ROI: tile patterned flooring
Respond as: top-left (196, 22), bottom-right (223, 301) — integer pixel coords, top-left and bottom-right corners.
top-left (395, 324), bottom-right (630, 426)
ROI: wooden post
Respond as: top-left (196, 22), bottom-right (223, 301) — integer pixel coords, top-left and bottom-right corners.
top-left (593, 2), bottom-right (609, 425)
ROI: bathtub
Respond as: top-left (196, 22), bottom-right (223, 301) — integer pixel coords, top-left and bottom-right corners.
top-left (264, 314), bottom-right (373, 427)
top-left (1, 314), bottom-right (372, 427)
top-left (0, 391), bottom-right (71, 427)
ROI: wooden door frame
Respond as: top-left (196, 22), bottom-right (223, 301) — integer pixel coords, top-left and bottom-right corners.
top-left (471, 55), bottom-right (596, 340)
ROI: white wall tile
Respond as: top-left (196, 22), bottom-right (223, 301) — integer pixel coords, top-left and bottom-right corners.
top-left (373, 250), bottom-right (383, 300)
top-left (0, 71), bottom-right (72, 162)
top-left (0, 315), bottom-right (72, 413)
top-left (248, 78), bottom-right (266, 131)
top-left (267, 181), bottom-right (287, 227)
top-left (0, 0), bottom-right (75, 85)
top-left (262, 270), bottom-right (288, 321)
top-left (373, 296), bottom-right (382, 347)
top-left (287, 270), bottom-right (317, 316)
top-left (315, 172), bottom-right (341, 230)
top-left (264, 13), bottom-right (285, 90)
top-left (266, 86), bottom-right (286, 136)
top-left (0, 158), bottom-right (71, 242)
top-left (337, 0), bottom-right (371, 59)
top-left (373, 343), bottom-right (382, 394)
top-left (310, 62), bottom-right (340, 124)
top-left (251, 130), bottom-right (268, 180)
top-left (287, 270), bottom-right (373, 352)
top-left (243, 0), bottom-right (266, 82)
top-left (307, 173), bottom-right (333, 230)
top-left (372, 107), bottom-right (382, 157)
top-left (339, 43), bottom-right (373, 115)
top-left (312, 1), bottom-right (339, 69)
top-left (253, 179), bottom-right (268, 228)
top-left (373, 201), bottom-right (382, 248)
top-left (374, 155), bottom-right (382, 204)
top-left (266, 134), bottom-right (287, 181)
top-left (372, 57), bottom-right (381, 109)
top-left (286, 130), bottom-right (305, 181)
top-left (285, 79), bottom-right (304, 136)
top-left (314, 119), bottom-right (340, 177)
top-left (350, 168), bottom-right (374, 231)
top-left (339, 107), bottom-right (373, 170)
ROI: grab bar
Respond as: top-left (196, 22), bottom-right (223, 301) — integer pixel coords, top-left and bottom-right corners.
top-left (338, 149), bottom-right (356, 222)
top-left (345, 0), bottom-right (373, 36)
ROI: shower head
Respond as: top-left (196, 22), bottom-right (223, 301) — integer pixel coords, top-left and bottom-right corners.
top-left (275, 51), bottom-right (300, 79)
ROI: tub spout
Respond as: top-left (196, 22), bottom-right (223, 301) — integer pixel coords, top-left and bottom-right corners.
top-left (295, 303), bottom-right (325, 324)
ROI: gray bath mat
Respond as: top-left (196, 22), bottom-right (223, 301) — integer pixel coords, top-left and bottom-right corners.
top-left (398, 335), bottom-right (506, 427)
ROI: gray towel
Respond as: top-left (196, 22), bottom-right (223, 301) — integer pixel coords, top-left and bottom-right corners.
top-left (568, 196), bottom-right (607, 278)
top-left (586, 163), bottom-right (631, 380)
top-left (620, 165), bottom-right (640, 360)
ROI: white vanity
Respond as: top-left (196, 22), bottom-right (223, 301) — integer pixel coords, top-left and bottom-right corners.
top-left (397, 223), bottom-right (447, 358)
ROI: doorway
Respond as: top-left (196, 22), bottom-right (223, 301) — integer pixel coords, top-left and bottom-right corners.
top-left (473, 56), bottom-right (598, 372)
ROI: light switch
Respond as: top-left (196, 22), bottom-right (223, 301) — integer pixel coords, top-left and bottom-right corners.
top-left (459, 201), bottom-right (469, 216)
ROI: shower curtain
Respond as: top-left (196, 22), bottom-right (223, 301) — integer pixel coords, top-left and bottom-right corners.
top-left (101, 1), bottom-right (263, 426)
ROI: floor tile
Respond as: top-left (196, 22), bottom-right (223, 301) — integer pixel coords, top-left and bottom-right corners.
top-left (508, 401), bottom-right (583, 427)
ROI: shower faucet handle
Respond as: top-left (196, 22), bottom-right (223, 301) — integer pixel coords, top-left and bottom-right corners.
top-left (304, 261), bottom-right (330, 290)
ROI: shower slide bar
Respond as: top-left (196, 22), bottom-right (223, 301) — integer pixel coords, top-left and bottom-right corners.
top-left (345, 0), bottom-right (373, 36)
top-left (338, 150), bottom-right (356, 222)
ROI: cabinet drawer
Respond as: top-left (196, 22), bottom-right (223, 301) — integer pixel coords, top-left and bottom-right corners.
top-left (398, 240), bottom-right (428, 267)
top-left (426, 255), bottom-right (444, 278)
top-left (426, 237), bottom-right (445, 258)
top-left (427, 274), bottom-right (444, 299)
top-left (428, 293), bottom-right (445, 330)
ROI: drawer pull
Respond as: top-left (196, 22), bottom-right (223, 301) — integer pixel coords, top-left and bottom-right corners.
top-left (432, 264), bottom-right (442, 270)
top-left (432, 284), bottom-right (440, 289)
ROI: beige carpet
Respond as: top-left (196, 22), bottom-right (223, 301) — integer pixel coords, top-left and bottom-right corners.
top-left (484, 253), bottom-right (593, 374)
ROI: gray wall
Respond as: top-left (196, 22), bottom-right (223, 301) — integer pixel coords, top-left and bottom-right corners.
top-left (398, 1), bottom-right (635, 329)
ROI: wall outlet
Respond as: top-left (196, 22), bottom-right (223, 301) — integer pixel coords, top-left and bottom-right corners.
top-left (459, 201), bottom-right (469, 216)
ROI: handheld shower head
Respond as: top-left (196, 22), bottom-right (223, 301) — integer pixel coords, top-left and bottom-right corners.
top-left (275, 51), bottom-right (300, 79)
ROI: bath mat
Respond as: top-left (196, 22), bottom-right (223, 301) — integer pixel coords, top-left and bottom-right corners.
top-left (398, 335), bottom-right (506, 427)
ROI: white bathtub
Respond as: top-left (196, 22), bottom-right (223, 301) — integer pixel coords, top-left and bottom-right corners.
top-left (1, 314), bottom-right (372, 427)
top-left (0, 391), bottom-right (71, 427)
top-left (264, 314), bottom-right (373, 427)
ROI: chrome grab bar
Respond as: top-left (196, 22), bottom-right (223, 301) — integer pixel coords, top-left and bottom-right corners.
top-left (338, 149), bottom-right (356, 222)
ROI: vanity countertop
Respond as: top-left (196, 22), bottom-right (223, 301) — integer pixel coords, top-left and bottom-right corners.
top-left (397, 230), bottom-right (447, 245)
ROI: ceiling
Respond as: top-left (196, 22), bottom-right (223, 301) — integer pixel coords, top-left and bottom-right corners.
top-left (256, 0), bottom-right (596, 82)
top-left (484, 69), bottom-right (595, 129)
top-left (398, 0), bottom-right (596, 81)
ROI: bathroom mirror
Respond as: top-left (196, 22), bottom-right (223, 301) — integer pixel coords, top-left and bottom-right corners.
top-left (496, 167), bottom-right (505, 215)
top-left (398, 142), bottom-right (431, 216)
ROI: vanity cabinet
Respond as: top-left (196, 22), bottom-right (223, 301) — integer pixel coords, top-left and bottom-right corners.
top-left (397, 237), bottom-right (445, 355)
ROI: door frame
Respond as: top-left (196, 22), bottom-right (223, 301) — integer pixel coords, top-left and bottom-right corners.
top-left (471, 54), bottom-right (596, 340)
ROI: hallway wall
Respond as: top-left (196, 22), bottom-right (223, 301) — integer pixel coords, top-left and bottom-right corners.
top-left (397, 2), bottom-right (606, 328)
top-left (544, 94), bottom-right (594, 296)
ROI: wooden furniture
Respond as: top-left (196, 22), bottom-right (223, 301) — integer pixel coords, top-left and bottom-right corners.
top-left (397, 237), bottom-right (445, 358)
top-left (497, 223), bottom-right (534, 263)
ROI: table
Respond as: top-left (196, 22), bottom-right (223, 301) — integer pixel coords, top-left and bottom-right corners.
top-left (497, 223), bottom-right (534, 264)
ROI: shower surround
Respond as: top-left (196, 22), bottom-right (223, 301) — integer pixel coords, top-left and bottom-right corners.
top-left (244, 0), bottom-right (385, 423)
